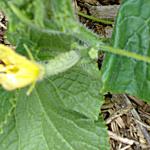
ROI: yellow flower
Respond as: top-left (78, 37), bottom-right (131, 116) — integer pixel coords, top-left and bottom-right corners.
top-left (0, 44), bottom-right (44, 91)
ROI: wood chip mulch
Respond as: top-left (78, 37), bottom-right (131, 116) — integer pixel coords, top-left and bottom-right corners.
top-left (0, 11), bottom-right (7, 44)
top-left (103, 94), bottom-right (150, 150)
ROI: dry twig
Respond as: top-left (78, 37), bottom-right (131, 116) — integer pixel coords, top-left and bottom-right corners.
top-left (106, 105), bottom-right (133, 124)
top-left (123, 95), bottom-right (150, 145)
top-left (108, 130), bottom-right (150, 149)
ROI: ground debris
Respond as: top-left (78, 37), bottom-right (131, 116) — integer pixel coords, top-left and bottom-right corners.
top-left (102, 94), bottom-right (150, 150)
top-left (76, 0), bottom-right (118, 38)
top-left (0, 11), bottom-right (7, 44)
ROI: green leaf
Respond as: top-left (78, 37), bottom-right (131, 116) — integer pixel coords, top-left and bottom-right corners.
top-left (49, 0), bottom-right (77, 31)
top-left (14, 74), bottom-right (109, 150)
top-left (49, 67), bottom-right (101, 120)
top-left (0, 88), bottom-right (16, 134)
top-left (0, 58), bottom-right (110, 150)
top-left (0, 115), bottom-right (18, 150)
top-left (101, 0), bottom-right (150, 102)
top-left (0, 1), bottom-right (111, 149)
top-left (29, 26), bottom-right (74, 52)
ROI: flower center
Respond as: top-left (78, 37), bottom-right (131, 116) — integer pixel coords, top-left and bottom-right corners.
top-left (0, 60), bottom-right (19, 74)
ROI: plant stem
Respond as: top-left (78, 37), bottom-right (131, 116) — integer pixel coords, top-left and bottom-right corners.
top-left (78, 11), bottom-right (113, 25)
top-left (100, 45), bottom-right (150, 63)
top-left (43, 50), bottom-right (80, 77)
top-left (8, 2), bottom-right (32, 24)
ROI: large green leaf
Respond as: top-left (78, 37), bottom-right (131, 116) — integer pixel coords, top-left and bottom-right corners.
top-left (101, 0), bottom-right (150, 102)
top-left (0, 73), bottom-right (109, 150)
top-left (0, 59), bottom-right (110, 149)
top-left (14, 75), bottom-right (109, 150)
top-left (49, 66), bottom-right (102, 120)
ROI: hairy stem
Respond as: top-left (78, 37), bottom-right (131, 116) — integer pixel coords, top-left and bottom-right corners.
top-left (100, 45), bottom-right (150, 63)
top-left (78, 11), bottom-right (113, 25)
top-left (43, 50), bottom-right (80, 77)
